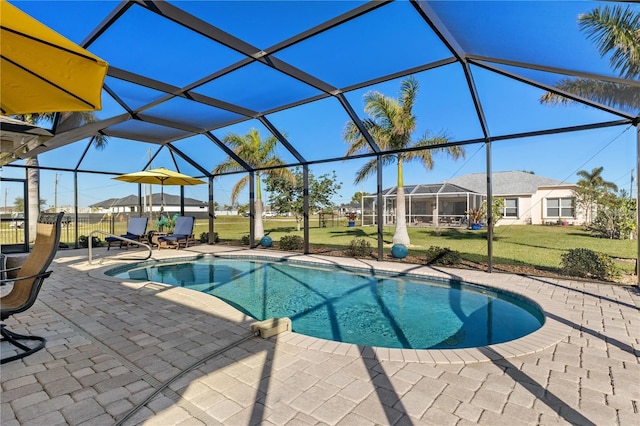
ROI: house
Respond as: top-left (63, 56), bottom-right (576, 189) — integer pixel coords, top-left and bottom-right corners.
top-left (90, 193), bottom-right (207, 215)
top-left (362, 171), bottom-right (582, 226)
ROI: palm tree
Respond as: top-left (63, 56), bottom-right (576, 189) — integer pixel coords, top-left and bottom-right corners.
top-left (213, 128), bottom-right (293, 240)
top-left (12, 112), bottom-right (107, 241)
top-left (343, 76), bottom-right (465, 246)
top-left (576, 166), bottom-right (619, 224)
top-left (540, 5), bottom-right (640, 113)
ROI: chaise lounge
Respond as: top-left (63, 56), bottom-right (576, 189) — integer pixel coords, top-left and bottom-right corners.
top-left (105, 217), bottom-right (148, 250)
top-left (157, 216), bottom-right (195, 249)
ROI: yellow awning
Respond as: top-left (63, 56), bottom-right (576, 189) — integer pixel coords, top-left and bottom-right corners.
top-left (0, 0), bottom-right (108, 115)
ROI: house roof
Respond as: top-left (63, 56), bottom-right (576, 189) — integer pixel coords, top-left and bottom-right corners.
top-left (445, 171), bottom-right (572, 196)
top-left (90, 193), bottom-right (206, 208)
top-left (369, 171), bottom-right (573, 198)
top-left (380, 183), bottom-right (476, 196)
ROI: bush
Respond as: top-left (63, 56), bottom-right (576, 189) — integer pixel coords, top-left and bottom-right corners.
top-left (79, 235), bottom-right (102, 248)
top-left (345, 238), bottom-right (371, 257)
top-left (279, 235), bottom-right (304, 251)
top-left (241, 235), bottom-right (251, 245)
top-left (425, 246), bottom-right (461, 266)
top-left (560, 248), bottom-right (619, 281)
top-left (199, 232), bottom-right (219, 243)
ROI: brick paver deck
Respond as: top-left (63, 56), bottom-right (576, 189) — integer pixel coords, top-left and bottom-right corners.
top-left (1, 246), bottom-right (638, 425)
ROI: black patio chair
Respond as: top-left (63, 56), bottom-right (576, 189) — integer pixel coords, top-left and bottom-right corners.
top-left (1, 212), bottom-right (64, 364)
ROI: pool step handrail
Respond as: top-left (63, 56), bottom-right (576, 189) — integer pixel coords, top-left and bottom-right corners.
top-left (88, 230), bottom-right (152, 265)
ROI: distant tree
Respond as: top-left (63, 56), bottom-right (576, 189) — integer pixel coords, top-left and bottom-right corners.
top-left (265, 168), bottom-right (342, 231)
top-left (590, 191), bottom-right (637, 239)
top-left (575, 167), bottom-right (618, 224)
top-left (350, 191), bottom-right (366, 204)
top-left (14, 197), bottom-right (24, 212)
top-left (540, 5), bottom-right (640, 113)
top-left (481, 197), bottom-right (505, 239)
top-left (13, 197), bottom-right (45, 212)
top-left (343, 76), bottom-right (465, 246)
top-left (237, 203), bottom-right (249, 216)
top-left (213, 128), bottom-right (293, 239)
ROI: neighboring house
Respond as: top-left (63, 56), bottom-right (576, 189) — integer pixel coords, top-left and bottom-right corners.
top-left (90, 193), bottom-right (207, 214)
top-left (363, 171), bottom-right (582, 226)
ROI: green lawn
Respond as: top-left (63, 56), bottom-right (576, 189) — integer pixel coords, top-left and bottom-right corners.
top-left (3, 215), bottom-right (634, 278)
top-left (204, 216), bottom-right (636, 275)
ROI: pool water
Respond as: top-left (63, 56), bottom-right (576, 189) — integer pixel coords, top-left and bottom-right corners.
top-left (108, 257), bottom-right (544, 349)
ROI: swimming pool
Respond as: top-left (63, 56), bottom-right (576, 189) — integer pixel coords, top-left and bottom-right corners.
top-left (107, 256), bottom-right (544, 349)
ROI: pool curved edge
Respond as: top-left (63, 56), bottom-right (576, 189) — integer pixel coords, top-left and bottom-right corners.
top-left (91, 248), bottom-right (573, 364)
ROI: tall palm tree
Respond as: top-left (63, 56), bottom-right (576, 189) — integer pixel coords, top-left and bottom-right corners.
top-left (12, 112), bottom-right (107, 241)
top-left (576, 166), bottom-right (619, 224)
top-left (343, 76), bottom-right (465, 246)
top-left (540, 5), bottom-right (640, 113)
top-left (213, 128), bottom-right (293, 240)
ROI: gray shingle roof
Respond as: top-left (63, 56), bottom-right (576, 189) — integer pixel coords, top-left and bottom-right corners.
top-left (90, 194), bottom-right (205, 208)
top-left (444, 171), bottom-right (570, 196)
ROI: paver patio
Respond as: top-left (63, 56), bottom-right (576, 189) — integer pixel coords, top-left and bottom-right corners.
top-left (1, 245), bottom-right (638, 425)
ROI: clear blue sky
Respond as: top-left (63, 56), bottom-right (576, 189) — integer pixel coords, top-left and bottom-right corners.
top-left (1, 1), bottom-right (636, 210)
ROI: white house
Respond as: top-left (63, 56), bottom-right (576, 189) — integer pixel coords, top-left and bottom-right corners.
top-left (363, 171), bottom-right (583, 226)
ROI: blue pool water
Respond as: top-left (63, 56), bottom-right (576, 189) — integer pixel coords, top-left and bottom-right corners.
top-left (107, 257), bottom-right (544, 349)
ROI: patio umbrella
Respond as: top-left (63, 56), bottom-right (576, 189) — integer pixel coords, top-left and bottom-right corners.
top-left (112, 167), bottom-right (205, 212)
top-left (0, 0), bottom-right (108, 115)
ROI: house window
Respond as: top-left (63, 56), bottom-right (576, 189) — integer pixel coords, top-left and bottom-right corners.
top-left (546, 197), bottom-right (574, 218)
top-left (503, 198), bottom-right (518, 217)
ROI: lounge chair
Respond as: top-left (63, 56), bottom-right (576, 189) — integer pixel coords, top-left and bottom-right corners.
top-left (157, 216), bottom-right (195, 249)
top-left (1, 212), bottom-right (64, 364)
top-left (105, 217), bottom-right (148, 250)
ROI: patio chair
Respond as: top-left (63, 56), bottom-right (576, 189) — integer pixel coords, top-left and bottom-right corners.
top-left (105, 217), bottom-right (148, 250)
top-left (1, 212), bottom-right (64, 364)
top-left (157, 216), bottom-right (195, 249)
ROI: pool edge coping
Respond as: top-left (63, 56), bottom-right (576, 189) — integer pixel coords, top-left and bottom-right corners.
top-left (88, 247), bottom-right (573, 364)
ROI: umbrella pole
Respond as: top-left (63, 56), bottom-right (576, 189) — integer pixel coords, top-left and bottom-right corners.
top-left (161, 183), bottom-right (165, 215)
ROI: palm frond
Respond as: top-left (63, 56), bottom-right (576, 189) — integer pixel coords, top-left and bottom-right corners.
top-left (400, 76), bottom-right (419, 114)
top-left (579, 5), bottom-right (640, 79)
top-left (231, 175), bottom-right (250, 204)
top-left (540, 79), bottom-right (640, 113)
top-left (212, 157), bottom-right (243, 174)
top-left (353, 154), bottom-right (395, 184)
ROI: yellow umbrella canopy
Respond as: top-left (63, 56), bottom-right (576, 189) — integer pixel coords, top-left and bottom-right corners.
top-left (0, 0), bottom-right (108, 115)
top-left (112, 168), bottom-right (206, 211)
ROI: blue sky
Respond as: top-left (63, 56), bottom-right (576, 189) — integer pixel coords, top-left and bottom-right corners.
top-left (1, 1), bottom-right (636, 210)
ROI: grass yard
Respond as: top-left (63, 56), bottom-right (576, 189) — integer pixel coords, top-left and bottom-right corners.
top-left (2, 215), bottom-right (635, 282)
top-left (206, 216), bottom-right (636, 280)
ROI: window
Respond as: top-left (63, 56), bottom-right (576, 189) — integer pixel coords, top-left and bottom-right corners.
top-left (546, 197), bottom-right (574, 218)
top-left (503, 198), bottom-right (518, 218)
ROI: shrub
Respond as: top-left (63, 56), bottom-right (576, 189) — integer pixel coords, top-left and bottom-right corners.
top-left (199, 232), bottom-right (219, 243)
top-left (560, 248), bottom-right (619, 281)
top-left (425, 246), bottom-right (461, 266)
top-left (279, 235), bottom-right (304, 251)
top-left (345, 238), bottom-right (371, 257)
top-left (79, 235), bottom-right (102, 248)
top-left (241, 235), bottom-right (251, 245)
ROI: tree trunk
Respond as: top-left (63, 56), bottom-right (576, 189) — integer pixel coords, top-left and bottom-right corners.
top-left (393, 185), bottom-right (410, 245)
top-left (26, 156), bottom-right (40, 243)
top-left (393, 156), bottom-right (410, 246)
top-left (254, 173), bottom-right (265, 239)
top-left (254, 199), bottom-right (264, 239)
